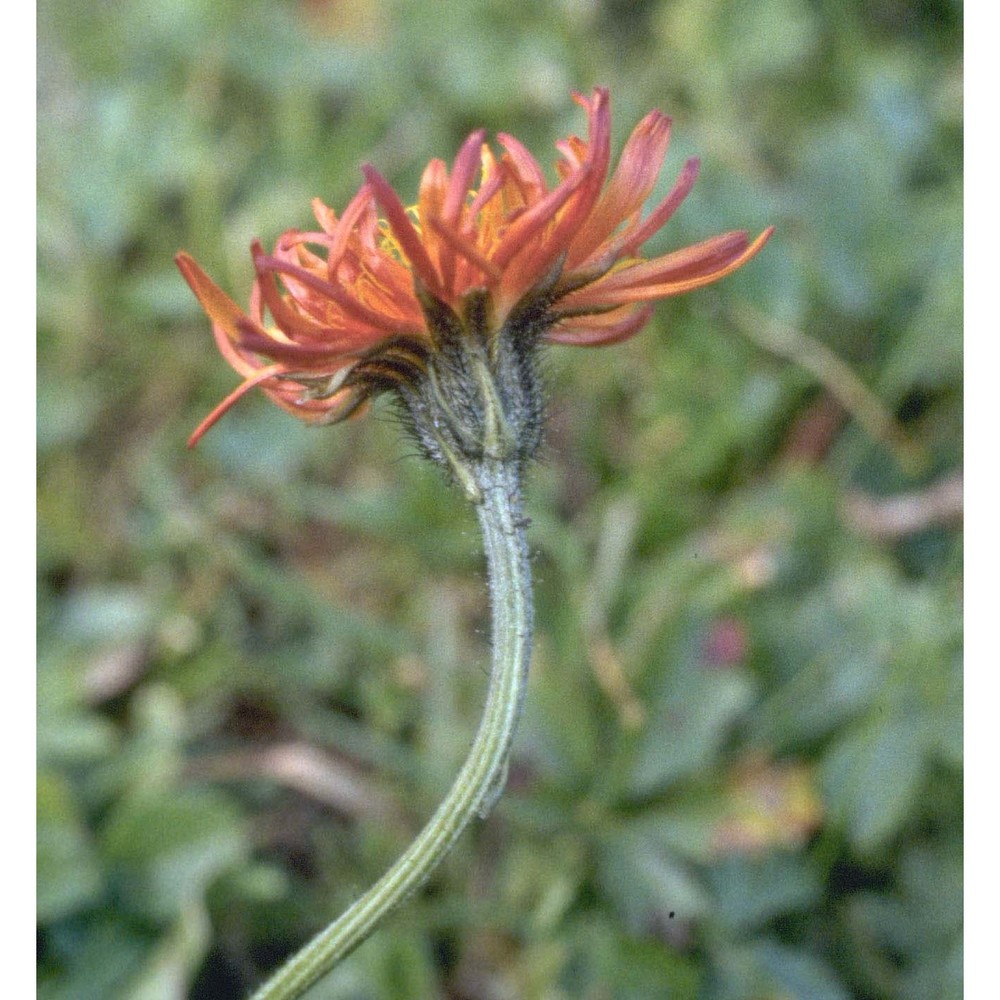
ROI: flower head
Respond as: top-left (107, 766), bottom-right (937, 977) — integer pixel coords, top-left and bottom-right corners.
top-left (178, 88), bottom-right (772, 450)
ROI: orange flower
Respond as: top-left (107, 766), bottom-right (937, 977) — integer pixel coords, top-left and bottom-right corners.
top-left (178, 88), bottom-right (772, 448)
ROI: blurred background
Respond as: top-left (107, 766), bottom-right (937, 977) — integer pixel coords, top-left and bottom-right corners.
top-left (37, 1), bottom-right (962, 998)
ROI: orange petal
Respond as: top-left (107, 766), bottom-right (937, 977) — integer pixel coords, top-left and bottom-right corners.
top-left (187, 364), bottom-right (286, 448)
top-left (311, 198), bottom-right (340, 234)
top-left (567, 228), bottom-right (775, 308)
top-left (176, 252), bottom-right (262, 345)
top-left (497, 132), bottom-right (548, 201)
top-left (250, 240), bottom-right (344, 344)
top-left (443, 129), bottom-right (486, 224)
top-left (254, 251), bottom-right (417, 338)
top-left (620, 156), bottom-right (701, 257)
top-left (427, 217), bottom-right (501, 282)
top-left (567, 110), bottom-right (672, 267)
top-left (490, 161), bottom-right (591, 271)
top-left (363, 164), bottom-right (446, 300)
top-left (546, 304), bottom-right (654, 346)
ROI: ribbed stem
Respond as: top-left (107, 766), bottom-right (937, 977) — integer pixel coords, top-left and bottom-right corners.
top-left (250, 458), bottom-right (532, 1000)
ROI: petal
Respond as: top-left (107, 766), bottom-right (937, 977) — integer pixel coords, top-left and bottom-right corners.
top-left (187, 363), bottom-right (286, 448)
top-left (311, 197), bottom-right (340, 234)
top-left (235, 321), bottom-right (364, 365)
top-left (575, 87), bottom-right (612, 191)
top-left (363, 164), bottom-right (446, 299)
top-left (176, 252), bottom-right (268, 346)
top-left (497, 132), bottom-right (548, 201)
top-left (427, 216), bottom-right (501, 282)
top-left (564, 227), bottom-right (775, 308)
top-left (254, 250), bottom-right (420, 338)
top-left (620, 156), bottom-right (700, 256)
top-left (437, 130), bottom-right (487, 295)
top-left (324, 183), bottom-right (379, 280)
top-left (250, 240), bottom-right (348, 344)
top-left (546, 304), bottom-right (654, 346)
top-left (489, 161), bottom-right (592, 270)
top-left (531, 87), bottom-right (613, 265)
top-left (466, 148), bottom-right (507, 221)
top-left (417, 158), bottom-right (449, 284)
top-left (566, 110), bottom-right (673, 267)
top-left (443, 129), bottom-right (486, 224)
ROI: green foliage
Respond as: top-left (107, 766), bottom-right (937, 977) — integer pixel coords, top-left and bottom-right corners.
top-left (38, 0), bottom-right (961, 997)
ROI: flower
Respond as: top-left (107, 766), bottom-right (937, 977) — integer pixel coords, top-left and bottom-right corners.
top-left (178, 88), bottom-right (772, 449)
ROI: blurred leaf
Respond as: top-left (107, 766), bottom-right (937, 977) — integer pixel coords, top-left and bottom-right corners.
top-left (568, 919), bottom-right (702, 999)
top-left (124, 901), bottom-right (212, 1000)
top-left (37, 771), bottom-right (104, 922)
top-left (101, 786), bottom-right (248, 921)
top-left (930, 653), bottom-right (963, 767)
top-left (37, 377), bottom-right (104, 452)
top-left (716, 0), bottom-right (821, 80)
top-left (627, 801), bottom-right (722, 865)
top-left (706, 851), bottom-right (822, 934)
top-left (597, 824), bottom-right (712, 931)
top-left (628, 647), bottom-right (754, 796)
top-left (37, 657), bottom-right (118, 769)
top-left (844, 842), bottom-right (962, 999)
top-left (750, 554), bottom-right (960, 751)
top-left (822, 714), bottom-right (926, 853)
top-left (746, 940), bottom-right (851, 1000)
top-left (39, 915), bottom-right (149, 1000)
top-left (878, 216), bottom-right (963, 399)
top-left (56, 585), bottom-right (156, 646)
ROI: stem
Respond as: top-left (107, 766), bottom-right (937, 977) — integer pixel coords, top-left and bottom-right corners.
top-left (250, 458), bottom-right (532, 1000)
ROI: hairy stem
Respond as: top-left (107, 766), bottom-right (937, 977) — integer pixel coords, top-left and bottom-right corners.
top-left (250, 458), bottom-right (532, 1000)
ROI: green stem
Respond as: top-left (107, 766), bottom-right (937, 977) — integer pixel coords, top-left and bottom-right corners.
top-left (250, 458), bottom-right (532, 1000)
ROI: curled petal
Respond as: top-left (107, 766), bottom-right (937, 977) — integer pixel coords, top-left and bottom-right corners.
top-left (443, 129), bottom-right (486, 224)
top-left (489, 162), bottom-right (592, 271)
top-left (324, 184), bottom-right (379, 278)
top-left (563, 228), bottom-right (775, 309)
top-left (466, 150), bottom-right (507, 220)
top-left (235, 323), bottom-right (364, 365)
top-left (311, 197), bottom-right (340, 234)
top-left (497, 132), bottom-right (548, 201)
top-left (254, 250), bottom-right (420, 337)
top-left (574, 87), bottom-right (612, 193)
top-left (363, 164), bottom-right (446, 299)
top-left (186, 364), bottom-right (286, 448)
top-left (620, 156), bottom-right (701, 256)
top-left (546, 304), bottom-right (654, 346)
top-left (567, 110), bottom-right (673, 267)
top-left (176, 252), bottom-right (270, 346)
top-left (250, 240), bottom-right (345, 344)
top-left (264, 381), bottom-right (372, 427)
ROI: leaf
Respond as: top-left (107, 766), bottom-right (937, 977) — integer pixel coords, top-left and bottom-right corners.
top-left (38, 915), bottom-right (149, 1000)
top-left (629, 650), bottom-right (754, 795)
top-left (122, 901), bottom-right (212, 1000)
top-left (567, 918), bottom-right (702, 1000)
top-left (706, 851), bottom-right (823, 933)
top-left (37, 770), bottom-right (104, 922)
top-left (822, 714), bottom-right (927, 853)
top-left (100, 787), bottom-right (249, 921)
top-left (750, 941), bottom-right (851, 1000)
top-left (597, 824), bottom-right (711, 931)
